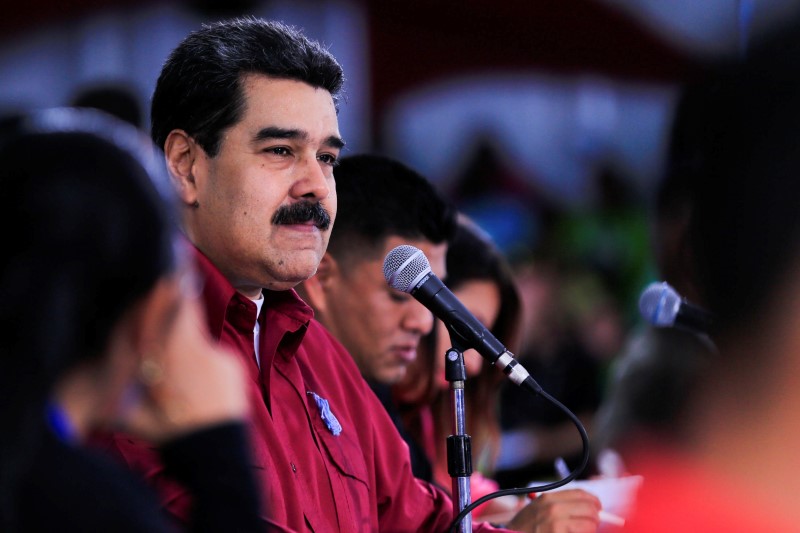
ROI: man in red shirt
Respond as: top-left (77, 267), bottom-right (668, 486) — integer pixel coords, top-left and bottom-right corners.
top-left (100, 17), bottom-right (600, 532)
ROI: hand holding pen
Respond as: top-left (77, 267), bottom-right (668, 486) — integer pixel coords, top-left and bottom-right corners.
top-left (549, 456), bottom-right (627, 527)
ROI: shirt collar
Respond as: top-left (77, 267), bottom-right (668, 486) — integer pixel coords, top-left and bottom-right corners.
top-left (191, 245), bottom-right (315, 338)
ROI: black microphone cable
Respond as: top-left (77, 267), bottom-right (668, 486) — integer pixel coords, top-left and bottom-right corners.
top-left (448, 386), bottom-right (590, 533)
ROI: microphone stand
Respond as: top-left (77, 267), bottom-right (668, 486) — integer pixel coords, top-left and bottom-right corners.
top-left (444, 334), bottom-right (472, 533)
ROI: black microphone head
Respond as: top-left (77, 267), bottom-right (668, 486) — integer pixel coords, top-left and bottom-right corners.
top-left (639, 281), bottom-right (681, 327)
top-left (383, 245), bottom-right (431, 293)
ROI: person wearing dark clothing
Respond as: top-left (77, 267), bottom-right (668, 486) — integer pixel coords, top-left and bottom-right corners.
top-left (21, 424), bottom-right (255, 532)
top-left (370, 381), bottom-right (434, 482)
top-left (0, 108), bottom-right (260, 532)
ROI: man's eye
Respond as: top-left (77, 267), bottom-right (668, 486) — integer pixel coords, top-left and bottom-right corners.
top-left (318, 153), bottom-right (339, 166)
top-left (389, 292), bottom-right (410, 303)
top-left (265, 147), bottom-right (291, 155)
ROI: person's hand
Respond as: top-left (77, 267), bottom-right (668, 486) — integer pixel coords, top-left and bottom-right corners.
top-left (505, 489), bottom-right (601, 533)
top-left (119, 276), bottom-right (249, 443)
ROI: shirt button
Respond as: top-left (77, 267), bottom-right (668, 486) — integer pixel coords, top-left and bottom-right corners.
top-left (290, 462), bottom-right (297, 473)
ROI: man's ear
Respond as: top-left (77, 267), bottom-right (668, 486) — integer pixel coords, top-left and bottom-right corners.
top-left (302, 253), bottom-right (339, 314)
top-left (164, 129), bottom-right (202, 207)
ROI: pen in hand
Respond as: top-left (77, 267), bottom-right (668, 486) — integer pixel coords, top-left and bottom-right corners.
top-left (554, 456), bottom-right (571, 479)
top-left (549, 456), bottom-right (627, 527)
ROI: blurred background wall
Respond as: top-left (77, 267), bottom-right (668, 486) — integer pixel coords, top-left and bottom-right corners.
top-left (2, 0), bottom-right (798, 322)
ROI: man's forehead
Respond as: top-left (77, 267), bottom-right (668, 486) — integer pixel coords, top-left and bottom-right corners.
top-left (335, 237), bottom-right (447, 283)
top-left (239, 73), bottom-right (335, 108)
top-left (238, 75), bottom-right (340, 129)
top-left (381, 235), bottom-right (448, 280)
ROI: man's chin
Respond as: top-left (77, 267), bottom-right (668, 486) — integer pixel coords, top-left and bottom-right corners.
top-left (265, 280), bottom-right (305, 291)
top-left (375, 367), bottom-right (407, 386)
top-left (263, 263), bottom-right (321, 291)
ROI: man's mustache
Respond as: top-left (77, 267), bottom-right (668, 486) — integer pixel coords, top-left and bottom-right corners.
top-left (271, 201), bottom-right (331, 230)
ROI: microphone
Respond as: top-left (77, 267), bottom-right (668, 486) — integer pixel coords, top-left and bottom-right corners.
top-left (383, 244), bottom-right (541, 393)
top-left (638, 281), bottom-right (714, 335)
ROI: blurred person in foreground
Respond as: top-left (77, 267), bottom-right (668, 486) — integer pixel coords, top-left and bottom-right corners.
top-left (70, 82), bottom-right (144, 128)
top-left (96, 17), bottom-right (567, 531)
top-left (0, 108), bottom-right (259, 532)
top-left (395, 217), bottom-right (601, 530)
top-left (625, 19), bottom-right (800, 532)
top-left (592, 77), bottom-right (718, 464)
top-left (298, 153), bottom-right (455, 483)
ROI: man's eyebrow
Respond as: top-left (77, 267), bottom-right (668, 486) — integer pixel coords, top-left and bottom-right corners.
top-left (252, 127), bottom-right (345, 150)
top-left (324, 135), bottom-right (346, 150)
top-left (252, 127), bottom-right (306, 144)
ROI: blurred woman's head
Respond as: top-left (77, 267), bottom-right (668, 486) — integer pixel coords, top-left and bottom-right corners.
top-left (434, 216), bottom-right (522, 381)
top-left (394, 215), bottom-right (522, 476)
top-left (397, 214), bottom-right (521, 407)
top-left (1, 109), bottom-right (175, 375)
top-left (0, 108), bottom-right (177, 519)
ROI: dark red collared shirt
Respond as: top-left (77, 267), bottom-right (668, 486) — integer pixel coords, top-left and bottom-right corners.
top-left (102, 247), bottom-right (503, 532)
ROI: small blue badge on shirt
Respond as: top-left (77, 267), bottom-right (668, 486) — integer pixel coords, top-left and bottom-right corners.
top-left (307, 391), bottom-right (342, 436)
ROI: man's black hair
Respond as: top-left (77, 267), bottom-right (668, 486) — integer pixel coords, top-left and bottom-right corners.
top-left (151, 17), bottom-right (344, 156)
top-left (328, 154), bottom-right (457, 262)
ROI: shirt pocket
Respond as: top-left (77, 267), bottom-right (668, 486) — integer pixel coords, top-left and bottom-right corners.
top-left (311, 414), bottom-right (374, 531)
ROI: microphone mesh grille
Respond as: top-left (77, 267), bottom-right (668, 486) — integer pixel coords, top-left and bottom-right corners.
top-left (638, 281), bottom-right (680, 327)
top-left (383, 244), bottom-right (431, 293)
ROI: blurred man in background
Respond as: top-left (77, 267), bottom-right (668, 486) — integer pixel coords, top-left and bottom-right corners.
top-left (299, 154), bottom-right (454, 483)
top-left (301, 154), bottom-right (453, 388)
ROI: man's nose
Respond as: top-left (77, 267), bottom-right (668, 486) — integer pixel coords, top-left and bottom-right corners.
top-left (290, 156), bottom-right (331, 200)
top-left (403, 300), bottom-right (435, 336)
